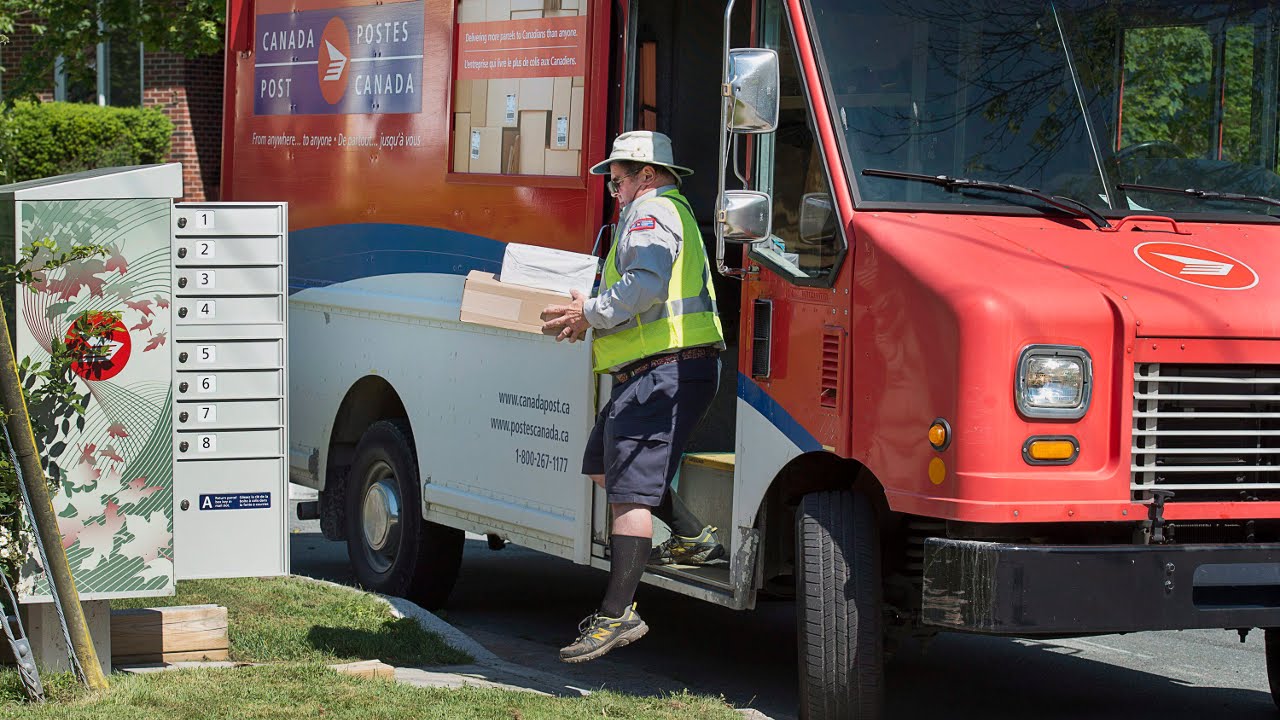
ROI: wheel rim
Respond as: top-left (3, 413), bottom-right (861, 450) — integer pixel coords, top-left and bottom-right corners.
top-left (359, 460), bottom-right (402, 575)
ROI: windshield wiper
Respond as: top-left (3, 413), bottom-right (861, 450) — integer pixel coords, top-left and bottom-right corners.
top-left (1116, 183), bottom-right (1280, 209)
top-left (862, 168), bottom-right (1111, 229)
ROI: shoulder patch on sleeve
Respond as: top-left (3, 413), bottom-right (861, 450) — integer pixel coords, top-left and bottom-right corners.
top-left (628, 216), bottom-right (657, 232)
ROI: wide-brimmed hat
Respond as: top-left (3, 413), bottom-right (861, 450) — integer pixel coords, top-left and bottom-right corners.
top-left (589, 131), bottom-right (694, 179)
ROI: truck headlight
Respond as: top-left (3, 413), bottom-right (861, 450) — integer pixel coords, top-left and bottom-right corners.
top-left (1015, 345), bottom-right (1092, 420)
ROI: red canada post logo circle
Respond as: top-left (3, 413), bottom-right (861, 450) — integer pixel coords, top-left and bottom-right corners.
top-left (318, 17), bottom-right (351, 105)
top-left (1133, 241), bottom-right (1259, 291)
top-left (65, 312), bottom-right (131, 382)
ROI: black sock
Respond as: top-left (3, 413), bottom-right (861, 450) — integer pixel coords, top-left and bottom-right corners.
top-left (655, 488), bottom-right (704, 538)
top-left (601, 534), bottom-right (651, 618)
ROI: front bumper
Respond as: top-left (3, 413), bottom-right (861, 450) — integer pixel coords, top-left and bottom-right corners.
top-left (922, 539), bottom-right (1280, 634)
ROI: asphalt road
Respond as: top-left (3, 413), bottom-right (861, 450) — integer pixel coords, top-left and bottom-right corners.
top-left (289, 495), bottom-right (1279, 720)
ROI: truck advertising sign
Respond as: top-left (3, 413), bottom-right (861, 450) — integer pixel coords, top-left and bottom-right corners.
top-left (254, 0), bottom-right (425, 116)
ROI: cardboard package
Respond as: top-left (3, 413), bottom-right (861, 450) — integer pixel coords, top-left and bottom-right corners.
top-left (486, 0), bottom-right (511, 21)
top-left (501, 242), bottom-right (599, 295)
top-left (460, 270), bottom-right (568, 335)
top-left (470, 127), bottom-right (503, 173)
top-left (569, 86), bottom-right (584, 150)
top-left (520, 78), bottom-right (555, 111)
top-left (469, 79), bottom-right (489, 126)
top-left (502, 127), bottom-right (521, 173)
top-left (458, 0), bottom-right (486, 22)
top-left (453, 113), bottom-right (471, 172)
top-left (545, 148), bottom-right (580, 176)
top-left (456, 78), bottom-right (473, 113)
top-left (488, 79), bottom-right (520, 128)
top-left (518, 111), bottom-right (549, 174)
top-left (551, 78), bottom-right (572, 148)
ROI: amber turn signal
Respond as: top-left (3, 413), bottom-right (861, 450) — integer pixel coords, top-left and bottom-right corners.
top-left (928, 418), bottom-right (951, 451)
top-left (1023, 436), bottom-right (1079, 465)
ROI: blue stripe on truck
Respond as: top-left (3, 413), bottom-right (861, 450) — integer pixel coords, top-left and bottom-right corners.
top-left (288, 223), bottom-right (506, 293)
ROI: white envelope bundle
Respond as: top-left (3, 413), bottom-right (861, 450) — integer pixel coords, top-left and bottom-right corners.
top-left (500, 243), bottom-right (600, 297)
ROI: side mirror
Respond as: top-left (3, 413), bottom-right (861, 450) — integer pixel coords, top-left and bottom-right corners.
top-left (798, 193), bottom-right (835, 245)
top-left (727, 49), bottom-right (780, 134)
top-left (720, 190), bottom-right (772, 244)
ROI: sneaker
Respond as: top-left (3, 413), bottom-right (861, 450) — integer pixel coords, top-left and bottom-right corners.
top-left (649, 525), bottom-right (726, 566)
top-left (559, 604), bottom-right (649, 663)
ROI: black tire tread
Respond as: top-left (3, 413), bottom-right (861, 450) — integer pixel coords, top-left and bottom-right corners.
top-left (796, 490), bottom-right (884, 720)
top-left (346, 419), bottom-right (464, 610)
top-left (1265, 628), bottom-right (1280, 711)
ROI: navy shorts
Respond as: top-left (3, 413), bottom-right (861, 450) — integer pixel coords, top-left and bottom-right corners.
top-left (582, 355), bottom-right (719, 506)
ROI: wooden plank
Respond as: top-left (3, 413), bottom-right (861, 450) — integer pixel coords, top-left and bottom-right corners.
top-left (114, 648), bottom-right (231, 664)
top-left (683, 452), bottom-right (735, 471)
top-left (111, 605), bottom-right (229, 659)
top-left (329, 660), bottom-right (395, 680)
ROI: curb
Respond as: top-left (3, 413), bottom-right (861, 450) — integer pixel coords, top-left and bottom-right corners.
top-left (291, 575), bottom-right (589, 696)
top-left (291, 575), bottom-right (777, 717)
top-left (290, 576), bottom-right (499, 665)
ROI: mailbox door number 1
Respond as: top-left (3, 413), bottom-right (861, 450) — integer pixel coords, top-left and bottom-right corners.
top-left (195, 211), bottom-right (215, 229)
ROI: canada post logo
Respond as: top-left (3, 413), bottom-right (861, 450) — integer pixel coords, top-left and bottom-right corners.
top-left (1134, 241), bottom-right (1260, 291)
top-left (319, 18), bottom-right (351, 105)
top-left (254, 0), bottom-right (423, 116)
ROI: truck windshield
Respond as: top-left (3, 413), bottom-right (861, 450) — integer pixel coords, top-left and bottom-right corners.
top-left (807, 0), bottom-right (1280, 219)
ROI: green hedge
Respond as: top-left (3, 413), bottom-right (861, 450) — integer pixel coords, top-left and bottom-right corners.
top-left (0, 101), bottom-right (174, 184)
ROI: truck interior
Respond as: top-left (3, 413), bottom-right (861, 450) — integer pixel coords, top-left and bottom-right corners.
top-left (589, 0), bottom-right (755, 595)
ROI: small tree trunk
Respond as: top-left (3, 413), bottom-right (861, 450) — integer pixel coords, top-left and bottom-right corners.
top-left (0, 301), bottom-right (107, 690)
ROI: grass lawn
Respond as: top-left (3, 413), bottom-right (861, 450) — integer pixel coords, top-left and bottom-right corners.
top-left (111, 576), bottom-right (469, 666)
top-left (0, 664), bottom-right (742, 719)
top-left (0, 578), bottom-right (745, 718)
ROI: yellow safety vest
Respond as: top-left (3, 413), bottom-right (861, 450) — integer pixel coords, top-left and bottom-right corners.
top-left (592, 189), bottom-right (725, 373)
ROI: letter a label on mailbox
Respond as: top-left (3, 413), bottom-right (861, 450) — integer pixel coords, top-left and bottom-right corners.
top-left (199, 492), bottom-right (272, 510)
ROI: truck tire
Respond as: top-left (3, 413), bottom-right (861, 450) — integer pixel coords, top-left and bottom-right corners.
top-left (345, 419), bottom-right (464, 610)
top-left (795, 489), bottom-right (884, 720)
top-left (1266, 628), bottom-right (1280, 711)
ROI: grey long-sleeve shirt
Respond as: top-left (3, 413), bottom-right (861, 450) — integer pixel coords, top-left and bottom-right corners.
top-left (583, 185), bottom-right (683, 331)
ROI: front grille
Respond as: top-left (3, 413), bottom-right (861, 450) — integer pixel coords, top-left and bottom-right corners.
top-left (1132, 363), bottom-right (1280, 502)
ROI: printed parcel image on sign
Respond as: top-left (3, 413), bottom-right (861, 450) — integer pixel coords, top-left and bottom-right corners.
top-left (452, 0), bottom-right (588, 176)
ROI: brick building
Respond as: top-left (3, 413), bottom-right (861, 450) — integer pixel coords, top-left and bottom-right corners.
top-left (1, 26), bottom-right (224, 201)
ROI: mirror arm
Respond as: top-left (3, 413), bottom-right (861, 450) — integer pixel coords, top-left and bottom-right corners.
top-left (716, 0), bottom-right (737, 278)
top-left (732, 134), bottom-right (748, 186)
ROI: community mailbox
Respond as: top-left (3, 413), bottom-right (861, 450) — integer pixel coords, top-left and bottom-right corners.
top-left (0, 165), bottom-right (288, 610)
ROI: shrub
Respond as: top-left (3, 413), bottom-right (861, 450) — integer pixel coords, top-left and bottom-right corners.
top-left (0, 101), bottom-right (173, 183)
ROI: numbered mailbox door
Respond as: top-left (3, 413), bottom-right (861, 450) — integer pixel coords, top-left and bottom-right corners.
top-left (175, 236), bottom-right (284, 266)
top-left (176, 267), bottom-right (283, 296)
top-left (176, 339), bottom-right (284, 370)
top-left (176, 370), bottom-right (283, 400)
top-left (173, 458), bottom-right (288, 580)
top-left (174, 296), bottom-right (284, 325)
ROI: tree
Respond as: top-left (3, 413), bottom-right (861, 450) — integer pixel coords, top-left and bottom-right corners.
top-left (0, 0), bottom-right (225, 102)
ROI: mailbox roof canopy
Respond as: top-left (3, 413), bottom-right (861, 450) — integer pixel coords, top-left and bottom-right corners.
top-left (0, 163), bottom-right (182, 201)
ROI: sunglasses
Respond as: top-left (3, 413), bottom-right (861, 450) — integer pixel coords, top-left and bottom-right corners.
top-left (607, 169), bottom-right (641, 195)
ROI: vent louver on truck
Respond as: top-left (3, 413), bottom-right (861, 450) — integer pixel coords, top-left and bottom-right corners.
top-left (752, 299), bottom-right (772, 378)
top-left (1132, 363), bottom-right (1280, 502)
top-left (820, 327), bottom-right (843, 408)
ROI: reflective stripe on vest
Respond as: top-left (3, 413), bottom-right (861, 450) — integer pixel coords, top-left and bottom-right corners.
top-left (592, 189), bottom-right (725, 372)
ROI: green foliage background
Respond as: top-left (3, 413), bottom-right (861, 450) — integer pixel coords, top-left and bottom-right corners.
top-left (0, 1), bottom-right (225, 101)
top-left (0, 101), bottom-right (174, 184)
